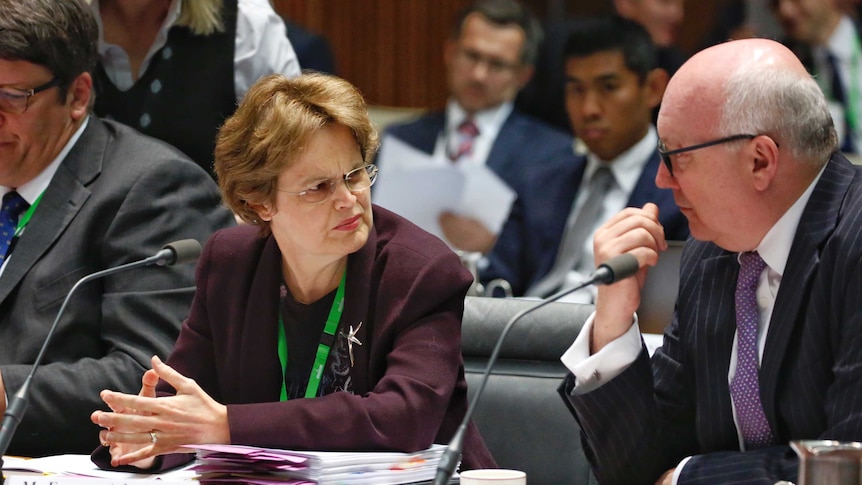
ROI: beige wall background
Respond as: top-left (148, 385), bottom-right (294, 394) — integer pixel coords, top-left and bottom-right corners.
top-left (273, 0), bottom-right (730, 109)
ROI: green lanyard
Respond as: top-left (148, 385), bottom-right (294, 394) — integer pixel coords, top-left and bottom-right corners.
top-left (277, 271), bottom-right (346, 401)
top-left (847, 34), bottom-right (860, 133)
top-left (13, 192), bottom-right (43, 238)
top-left (821, 37), bottom-right (861, 134)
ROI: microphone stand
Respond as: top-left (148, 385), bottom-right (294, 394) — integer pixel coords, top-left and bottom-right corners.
top-left (0, 240), bottom-right (200, 482)
top-left (432, 254), bottom-right (638, 485)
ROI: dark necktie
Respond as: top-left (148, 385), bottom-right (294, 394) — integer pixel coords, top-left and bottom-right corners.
top-left (0, 191), bottom-right (28, 262)
top-left (827, 52), bottom-right (856, 153)
top-left (448, 118), bottom-right (480, 162)
top-left (527, 166), bottom-right (614, 297)
top-left (730, 251), bottom-right (774, 449)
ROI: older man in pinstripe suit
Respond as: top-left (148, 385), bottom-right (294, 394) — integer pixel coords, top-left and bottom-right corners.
top-left (558, 38), bottom-right (862, 485)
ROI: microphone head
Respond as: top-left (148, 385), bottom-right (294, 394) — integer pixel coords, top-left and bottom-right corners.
top-left (593, 253), bottom-right (640, 285)
top-left (161, 239), bottom-right (202, 266)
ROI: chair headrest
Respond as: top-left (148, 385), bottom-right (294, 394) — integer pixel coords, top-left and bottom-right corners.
top-left (461, 296), bottom-right (594, 362)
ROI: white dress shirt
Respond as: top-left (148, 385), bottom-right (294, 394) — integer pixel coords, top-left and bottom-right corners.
top-left (91, 0), bottom-right (301, 103)
top-left (433, 99), bottom-right (514, 167)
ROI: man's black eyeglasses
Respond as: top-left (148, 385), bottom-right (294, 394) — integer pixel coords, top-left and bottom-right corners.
top-left (658, 134), bottom-right (758, 177)
top-left (0, 77), bottom-right (62, 114)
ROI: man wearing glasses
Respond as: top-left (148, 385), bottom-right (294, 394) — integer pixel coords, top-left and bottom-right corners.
top-left (0, 0), bottom-right (233, 456)
top-left (377, 0), bottom-right (575, 254)
top-left (559, 38), bottom-right (862, 484)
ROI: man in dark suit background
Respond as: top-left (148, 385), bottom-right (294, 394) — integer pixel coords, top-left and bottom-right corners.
top-left (378, 0), bottom-right (575, 254)
top-left (481, 16), bottom-right (688, 299)
top-left (773, 0), bottom-right (861, 154)
top-left (559, 37), bottom-right (862, 484)
top-left (0, 0), bottom-right (234, 456)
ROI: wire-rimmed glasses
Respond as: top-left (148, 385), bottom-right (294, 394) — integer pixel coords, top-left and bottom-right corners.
top-left (277, 163), bottom-right (378, 204)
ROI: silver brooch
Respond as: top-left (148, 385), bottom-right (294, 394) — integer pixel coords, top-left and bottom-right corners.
top-left (345, 321), bottom-right (363, 367)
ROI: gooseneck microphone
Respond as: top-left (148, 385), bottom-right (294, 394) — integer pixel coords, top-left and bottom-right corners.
top-left (0, 239), bottom-right (202, 467)
top-left (433, 253), bottom-right (640, 485)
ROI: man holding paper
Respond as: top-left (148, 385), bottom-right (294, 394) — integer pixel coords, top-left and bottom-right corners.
top-left (375, 0), bottom-right (576, 253)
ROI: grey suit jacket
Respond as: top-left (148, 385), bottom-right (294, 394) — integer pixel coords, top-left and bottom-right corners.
top-left (0, 117), bottom-right (234, 456)
top-left (561, 153), bottom-right (862, 484)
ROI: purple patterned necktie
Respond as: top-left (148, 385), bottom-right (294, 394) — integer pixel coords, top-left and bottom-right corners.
top-left (0, 191), bottom-right (27, 261)
top-left (730, 251), bottom-right (774, 449)
top-left (448, 118), bottom-right (480, 162)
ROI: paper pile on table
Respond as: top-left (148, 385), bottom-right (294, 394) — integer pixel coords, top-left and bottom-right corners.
top-left (185, 443), bottom-right (449, 484)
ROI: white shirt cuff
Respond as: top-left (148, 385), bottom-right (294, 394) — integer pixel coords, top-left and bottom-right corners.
top-left (672, 456), bottom-right (692, 484)
top-left (560, 311), bottom-right (642, 394)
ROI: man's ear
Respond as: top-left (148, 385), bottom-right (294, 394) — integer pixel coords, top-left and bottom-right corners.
top-left (515, 64), bottom-right (535, 91)
top-left (444, 39), bottom-right (456, 69)
top-left (68, 72), bottom-right (92, 120)
top-left (614, 0), bottom-right (634, 18)
top-left (644, 68), bottom-right (669, 110)
top-left (750, 135), bottom-right (780, 192)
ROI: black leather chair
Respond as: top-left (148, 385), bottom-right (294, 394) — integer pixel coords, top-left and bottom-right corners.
top-left (461, 296), bottom-right (598, 485)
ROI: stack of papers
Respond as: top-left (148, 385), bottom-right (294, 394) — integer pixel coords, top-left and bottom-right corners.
top-left (186, 443), bottom-right (449, 484)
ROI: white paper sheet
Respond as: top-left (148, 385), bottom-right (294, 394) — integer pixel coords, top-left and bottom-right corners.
top-left (3, 454), bottom-right (197, 481)
top-left (373, 134), bottom-right (516, 244)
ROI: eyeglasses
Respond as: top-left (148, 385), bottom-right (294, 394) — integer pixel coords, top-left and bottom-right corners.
top-left (277, 164), bottom-right (378, 204)
top-left (658, 134), bottom-right (758, 177)
top-left (453, 48), bottom-right (521, 75)
top-left (0, 77), bottom-right (62, 114)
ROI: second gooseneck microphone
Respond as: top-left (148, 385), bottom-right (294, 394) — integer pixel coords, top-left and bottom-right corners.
top-left (433, 252), bottom-right (640, 485)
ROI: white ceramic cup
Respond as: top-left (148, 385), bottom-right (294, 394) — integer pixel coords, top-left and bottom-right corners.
top-left (459, 469), bottom-right (527, 485)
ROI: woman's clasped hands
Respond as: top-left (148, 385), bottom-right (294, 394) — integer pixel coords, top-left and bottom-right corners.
top-left (90, 355), bottom-right (230, 468)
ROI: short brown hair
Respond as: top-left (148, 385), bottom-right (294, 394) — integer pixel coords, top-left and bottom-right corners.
top-left (0, 0), bottom-right (98, 101)
top-left (215, 73), bottom-right (379, 234)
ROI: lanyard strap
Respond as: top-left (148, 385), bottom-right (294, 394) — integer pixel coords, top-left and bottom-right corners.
top-left (820, 37), bottom-right (861, 134)
top-left (277, 271), bottom-right (347, 401)
top-left (846, 34), bottom-right (860, 133)
top-left (13, 192), bottom-right (44, 238)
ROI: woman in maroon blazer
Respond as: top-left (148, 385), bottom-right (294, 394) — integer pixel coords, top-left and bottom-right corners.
top-left (91, 72), bottom-right (494, 472)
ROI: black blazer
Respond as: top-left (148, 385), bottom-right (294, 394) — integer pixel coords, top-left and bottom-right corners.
top-left (561, 153), bottom-right (862, 484)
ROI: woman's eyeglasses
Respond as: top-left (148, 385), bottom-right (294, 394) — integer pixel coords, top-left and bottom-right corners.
top-left (277, 164), bottom-right (378, 204)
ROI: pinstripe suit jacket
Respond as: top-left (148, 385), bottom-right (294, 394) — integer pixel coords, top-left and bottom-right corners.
top-left (560, 152), bottom-right (862, 485)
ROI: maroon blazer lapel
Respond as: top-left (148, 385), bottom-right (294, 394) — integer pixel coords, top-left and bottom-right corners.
top-left (236, 235), bottom-right (284, 404)
top-left (343, 220), bottom-right (377, 394)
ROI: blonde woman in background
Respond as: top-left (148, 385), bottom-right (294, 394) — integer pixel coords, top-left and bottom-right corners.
top-left (87, 0), bottom-right (301, 176)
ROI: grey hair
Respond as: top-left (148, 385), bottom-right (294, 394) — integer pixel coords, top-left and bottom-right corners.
top-left (719, 63), bottom-right (838, 166)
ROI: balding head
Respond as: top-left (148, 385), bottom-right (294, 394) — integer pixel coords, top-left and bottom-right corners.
top-left (659, 39), bottom-right (837, 166)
